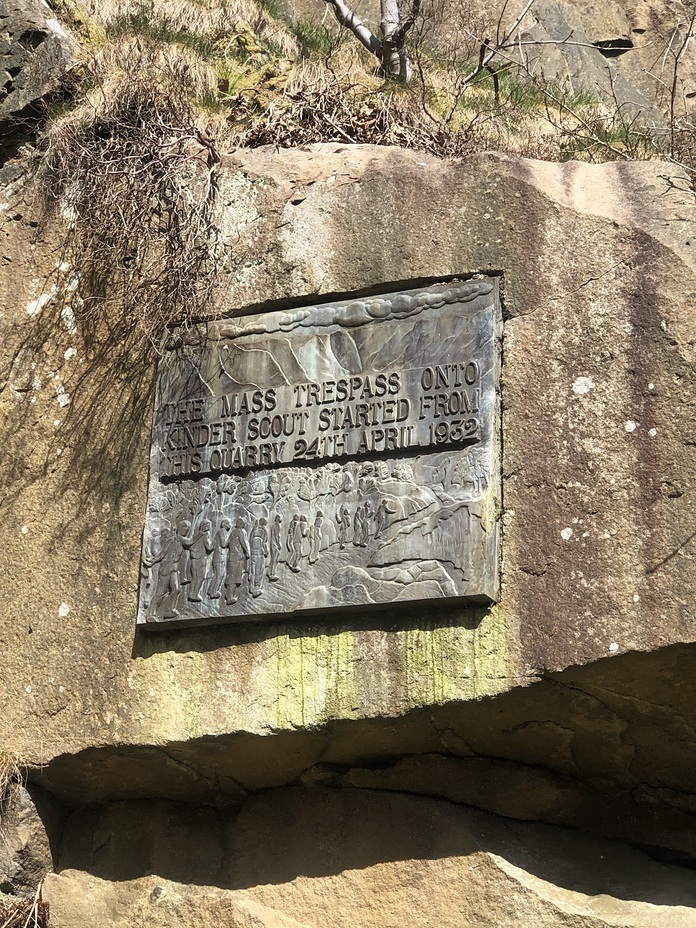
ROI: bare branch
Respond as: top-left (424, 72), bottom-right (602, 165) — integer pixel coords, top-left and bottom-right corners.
top-left (462, 0), bottom-right (536, 86)
top-left (322, 0), bottom-right (382, 60)
top-left (669, 10), bottom-right (696, 156)
top-left (395, 0), bottom-right (422, 42)
top-left (495, 0), bottom-right (511, 47)
top-left (490, 41), bottom-right (646, 161)
top-left (515, 37), bottom-right (652, 51)
top-left (41, 47), bottom-right (225, 352)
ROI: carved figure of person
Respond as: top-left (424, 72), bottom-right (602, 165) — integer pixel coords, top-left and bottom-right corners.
top-left (175, 518), bottom-right (192, 587)
top-left (249, 517), bottom-right (269, 598)
top-left (309, 509), bottom-right (324, 563)
top-left (286, 514), bottom-right (299, 558)
top-left (358, 501), bottom-right (372, 547)
top-left (208, 518), bottom-right (232, 599)
top-left (336, 504), bottom-right (351, 549)
top-left (287, 513), bottom-right (307, 573)
top-left (374, 499), bottom-right (392, 539)
top-left (181, 519), bottom-right (214, 603)
top-left (141, 529), bottom-right (164, 608)
top-left (352, 505), bottom-right (364, 547)
top-left (268, 514), bottom-right (282, 581)
top-left (152, 521), bottom-right (190, 619)
top-left (224, 516), bottom-right (251, 605)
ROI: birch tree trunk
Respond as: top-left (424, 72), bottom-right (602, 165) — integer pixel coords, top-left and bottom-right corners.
top-left (322, 0), bottom-right (383, 59)
top-left (323, 0), bottom-right (414, 81)
top-left (380, 0), bottom-right (404, 78)
top-left (324, 0), bottom-right (533, 84)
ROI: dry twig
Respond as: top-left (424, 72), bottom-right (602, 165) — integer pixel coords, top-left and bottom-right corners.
top-left (236, 66), bottom-right (475, 155)
top-left (41, 41), bottom-right (225, 349)
top-left (0, 883), bottom-right (48, 928)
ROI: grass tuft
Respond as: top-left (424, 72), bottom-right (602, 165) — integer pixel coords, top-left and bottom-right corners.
top-left (0, 752), bottom-right (22, 810)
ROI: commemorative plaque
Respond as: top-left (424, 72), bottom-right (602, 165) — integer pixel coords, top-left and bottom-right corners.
top-left (138, 279), bottom-right (501, 628)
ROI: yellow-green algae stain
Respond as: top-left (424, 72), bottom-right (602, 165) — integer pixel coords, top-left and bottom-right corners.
top-left (273, 626), bottom-right (358, 731)
top-left (267, 606), bottom-right (516, 731)
top-left (133, 603), bottom-right (516, 744)
top-left (399, 605), bottom-right (514, 706)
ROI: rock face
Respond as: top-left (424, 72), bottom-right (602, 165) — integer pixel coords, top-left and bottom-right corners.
top-left (44, 789), bottom-right (696, 928)
top-left (515, 0), bottom-right (695, 125)
top-left (0, 783), bottom-right (58, 895)
top-left (1, 139), bottom-right (696, 919)
top-left (1, 146), bottom-right (694, 769)
top-left (0, 0), bottom-right (81, 153)
top-left (517, 0), bottom-right (665, 126)
top-left (560, 0), bottom-right (696, 112)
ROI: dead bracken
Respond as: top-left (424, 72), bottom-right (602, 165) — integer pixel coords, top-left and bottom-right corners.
top-left (0, 888), bottom-right (49, 928)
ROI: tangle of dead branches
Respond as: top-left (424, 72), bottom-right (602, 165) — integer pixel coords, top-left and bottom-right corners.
top-left (41, 41), bottom-right (224, 350)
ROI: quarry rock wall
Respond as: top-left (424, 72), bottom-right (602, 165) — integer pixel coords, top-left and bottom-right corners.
top-left (1, 142), bottom-right (696, 925)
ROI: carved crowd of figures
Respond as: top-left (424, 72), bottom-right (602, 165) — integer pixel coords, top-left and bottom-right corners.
top-left (140, 461), bottom-right (404, 619)
top-left (142, 491), bottom-right (396, 618)
top-left (140, 449), bottom-right (489, 620)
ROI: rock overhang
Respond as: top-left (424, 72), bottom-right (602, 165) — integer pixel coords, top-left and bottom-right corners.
top-left (0, 145), bottom-right (693, 789)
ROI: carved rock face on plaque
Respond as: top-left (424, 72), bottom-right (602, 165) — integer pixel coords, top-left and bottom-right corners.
top-left (137, 280), bottom-right (501, 627)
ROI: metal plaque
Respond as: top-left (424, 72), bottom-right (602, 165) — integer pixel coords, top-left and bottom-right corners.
top-left (138, 279), bottom-right (501, 628)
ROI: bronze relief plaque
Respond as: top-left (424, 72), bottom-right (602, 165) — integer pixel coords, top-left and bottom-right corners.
top-left (138, 279), bottom-right (501, 628)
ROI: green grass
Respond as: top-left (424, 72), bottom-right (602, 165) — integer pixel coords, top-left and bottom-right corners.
top-left (254, 0), bottom-right (286, 22)
top-left (292, 20), bottom-right (338, 57)
top-left (106, 12), bottom-right (220, 60)
top-left (464, 67), bottom-right (602, 114)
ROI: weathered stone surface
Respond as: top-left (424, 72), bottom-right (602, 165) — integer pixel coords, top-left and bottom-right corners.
top-left (337, 748), bottom-right (696, 860)
top-left (45, 871), bottom-right (306, 928)
top-left (0, 0), bottom-right (81, 148)
top-left (0, 58), bottom-right (695, 927)
top-left (513, 0), bottom-right (696, 126)
top-left (37, 643), bottom-right (696, 859)
top-left (0, 783), bottom-right (59, 895)
top-left (517, 0), bottom-right (666, 127)
top-left (1, 144), bottom-right (695, 826)
top-left (46, 789), bottom-right (696, 927)
top-left (560, 0), bottom-right (696, 118)
top-left (340, 753), bottom-right (598, 824)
